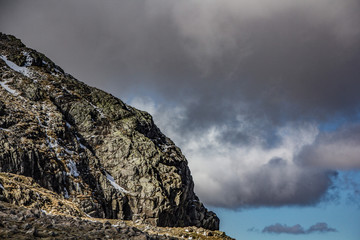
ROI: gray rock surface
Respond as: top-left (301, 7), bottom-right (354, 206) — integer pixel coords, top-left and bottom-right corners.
top-left (0, 33), bottom-right (219, 230)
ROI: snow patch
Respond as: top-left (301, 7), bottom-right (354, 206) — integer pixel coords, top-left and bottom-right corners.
top-left (87, 101), bottom-right (105, 118)
top-left (46, 134), bottom-right (62, 160)
top-left (67, 160), bottom-right (79, 177)
top-left (0, 127), bottom-right (11, 132)
top-left (161, 144), bottom-right (172, 153)
top-left (0, 80), bottom-right (18, 95)
top-left (22, 51), bottom-right (33, 67)
top-left (51, 67), bottom-right (63, 77)
top-left (79, 142), bottom-right (87, 150)
top-left (63, 187), bottom-right (69, 199)
top-left (0, 183), bottom-right (4, 190)
top-left (64, 148), bottom-right (74, 155)
top-left (36, 116), bottom-right (47, 128)
top-left (47, 136), bottom-right (59, 150)
top-left (0, 54), bottom-right (31, 77)
top-left (62, 86), bottom-right (72, 95)
top-left (105, 172), bottom-right (129, 193)
top-left (75, 134), bottom-right (87, 150)
top-left (41, 209), bottom-right (50, 215)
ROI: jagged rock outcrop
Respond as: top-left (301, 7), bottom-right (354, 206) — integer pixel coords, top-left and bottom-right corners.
top-left (0, 173), bottom-right (233, 239)
top-left (0, 33), bottom-right (219, 230)
top-left (0, 200), bottom-right (171, 239)
top-left (0, 172), bottom-right (85, 217)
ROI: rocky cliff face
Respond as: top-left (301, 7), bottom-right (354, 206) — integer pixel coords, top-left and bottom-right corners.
top-left (0, 33), bottom-right (219, 230)
top-left (0, 173), bottom-right (232, 239)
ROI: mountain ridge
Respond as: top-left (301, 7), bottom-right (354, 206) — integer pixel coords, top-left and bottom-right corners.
top-left (0, 32), bottom-right (220, 232)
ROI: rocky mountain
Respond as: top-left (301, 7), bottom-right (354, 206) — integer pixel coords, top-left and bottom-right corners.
top-left (0, 32), bottom-right (220, 234)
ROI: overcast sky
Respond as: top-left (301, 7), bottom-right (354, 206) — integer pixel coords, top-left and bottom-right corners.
top-left (1, 0), bottom-right (360, 212)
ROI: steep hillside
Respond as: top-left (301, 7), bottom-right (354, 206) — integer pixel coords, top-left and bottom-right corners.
top-left (0, 33), bottom-right (219, 231)
top-left (0, 173), bottom-right (233, 239)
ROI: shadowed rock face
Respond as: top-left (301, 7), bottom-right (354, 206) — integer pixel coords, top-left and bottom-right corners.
top-left (0, 33), bottom-right (219, 230)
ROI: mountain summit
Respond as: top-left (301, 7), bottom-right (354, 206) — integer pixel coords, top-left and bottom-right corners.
top-left (0, 33), bottom-right (219, 231)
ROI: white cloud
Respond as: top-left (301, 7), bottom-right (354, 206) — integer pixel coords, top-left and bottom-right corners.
top-left (130, 97), bottom-right (334, 207)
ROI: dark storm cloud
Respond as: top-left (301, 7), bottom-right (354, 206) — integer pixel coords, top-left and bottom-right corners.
top-left (262, 222), bottom-right (337, 234)
top-left (0, 0), bottom-right (195, 98)
top-left (1, 0), bottom-right (359, 126)
top-left (1, 0), bottom-right (360, 208)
